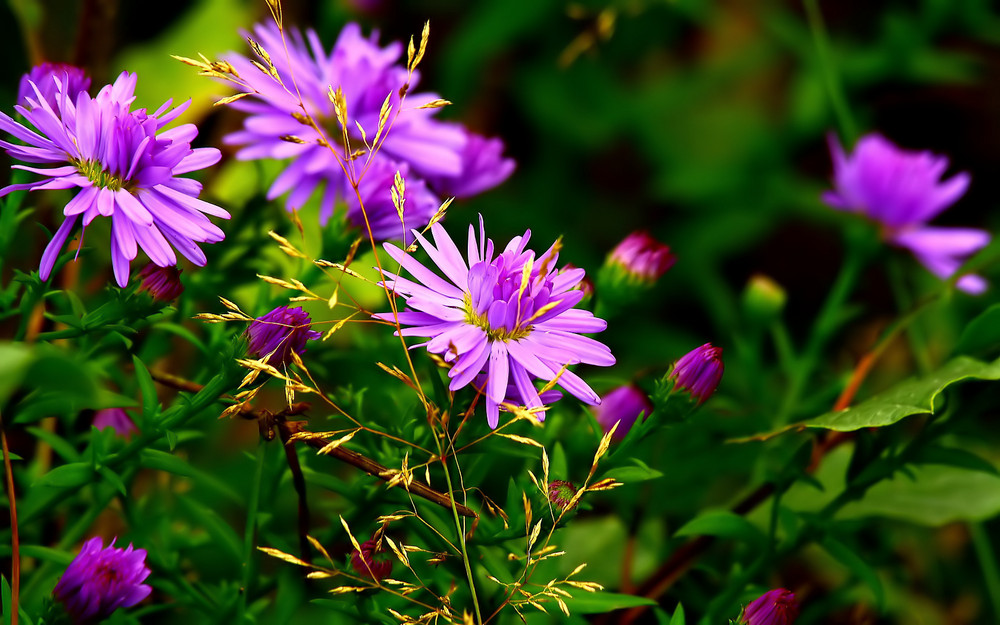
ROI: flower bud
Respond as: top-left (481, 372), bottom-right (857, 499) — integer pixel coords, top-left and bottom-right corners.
top-left (741, 274), bottom-right (786, 328)
top-left (246, 306), bottom-right (322, 367)
top-left (592, 385), bottom-right (653, 439)
top-left (547, 480), bottom-right (577, 511)
top-left (670, 343), bottom-right (723, 405)
top-left (92, 408), bottom-right (138, 438)
top-left (350, 537), bottom-right (392, 582)
top-left (739, 588), bottom-right (798, 625)
top-left (137, 264), bottom-right (184, 302)
top-left (607, 231), bottom-right (675, 285)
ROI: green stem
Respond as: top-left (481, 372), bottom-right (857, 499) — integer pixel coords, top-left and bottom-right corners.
top-left (236, 442), bottom-right (267, 624)
top-left (887, 257), bottom-right (932, 374)
top-left (972, 523), bottom-right (1000, 622)
top-left (803, 0), bottom-right (857, 143)
top-left (778, 241), bottom-right (867, 421)
top-left (434, 435), bottom-right (482, 624)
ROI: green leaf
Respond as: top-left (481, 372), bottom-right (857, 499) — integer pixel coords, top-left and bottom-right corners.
top-left (32, 462), bottom-right (94, 489)
top-left (0, 342), bottom-right (33, 406)
top-left (561, 589), bottom-right (657, 614)
top-left (821, 536), bottom-right (886, 610)
top-left (670, 603), bottom-right (686, 625)
top-left (839, 464), bottom-right (1000, 526)
top-left (97, 465), bottom-right (128, 496)
top-left (20, 545), bottom-right (74, 566)
top-left (673, 510), bottom-right (766, 546)
top-left (26, 426), bottom-right (80, 463)
top-left (140, 448), bottom-right (196, 478)
top-left (603, 459), bottom-right (664, 484)
top-left (912, 445), bottom-right (998, 476)
top-left (954, 303), bottom-right (1000, 356)
top-left (805, 355), bottom-right (1000, 432)
top-left (132, 354), bottom-right (158, 420)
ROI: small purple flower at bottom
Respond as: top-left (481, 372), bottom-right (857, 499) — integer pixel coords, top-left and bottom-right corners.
top-left (547, 480), bottom-right (577, 511)
top-left (17, 63), bottom-right (91, 111)
top-left (246, 306), bottom-right (322, 368)
top-left (739, 588), bottom-right (798, 625)
top-left (592, 385), bottom-right (653, 439)
top-left (823, 133), bottom-right (990, 293)
top-left (53, 536), bottom-right (151, 624)
top-left (670, 343), bottom-right (723, 405)
top-left (92, 408), bottom-right (138, 438)
top-left (350, 537), bottom-right (392, 582)
top-left (137, 264), bottom-right (184, 302)
top-left (608, 231), bottom-right (675, 284)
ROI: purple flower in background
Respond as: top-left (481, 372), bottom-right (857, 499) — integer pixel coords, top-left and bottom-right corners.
top-left (426, 134), bottom-right (516, 199)
top-left (593, 384), bottom-right (653, 439)
top-left (670, 343), bottom-right (723, 405)
top-left (17, 63), bottom-right (91, 111)
top-left (53, 536), bottom-right (151, 624)
top-left (223, 22), bottom-right (513, 234)
top-left (548, 480), bottom-right (577, 511)
top-left (608, 231), bottom-right (675, 284)
top-left (374, 217), bottom-right (614, 428)
top-left (92, 408), bottom-right (138, 438)
top-left (344, 160), bottom-right (440, 244)
top-left (137, 263), bottom-right (184, 302)
top-left (350, 537), bottom-right (392, 582)
top-left (823, 133), bottom-right (990, 293)
top-left (739, 588), bottom-right (798, 625)
top-left (246, 305), bottom-right (322, 367)
top-left (0, 71), bottom-right (228, 287)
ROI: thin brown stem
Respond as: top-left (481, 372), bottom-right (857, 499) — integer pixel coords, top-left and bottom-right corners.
top-left (1, 410), bottom-right (19, 625)
top-left (277, 424), bottom-right (311, 562)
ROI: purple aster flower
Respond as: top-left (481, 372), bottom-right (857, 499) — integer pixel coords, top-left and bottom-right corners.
top-left (246, 305), bottom-right (322, 367)
top-left (592, 384), bottom-right (653, 439)
top-left (608, 231), bottom-right (675, 284)
top-left (374, 217), bottom-right (615, 428)
top-left (739, 588), bottom-right (798, 625)
top-left (92, 408), bottom-right (138, 438)
top-left (823, 133), bottom-right (989, 293)
top-left (137, 263), bottom-right (184, 302)
top-left (670, 343), bottom-right (723, 405)
top-left (0, 71), bottom-right (229, 287)
top-left (17, 63), bottom-right (91, 111)
top-left (222, 22), bottom-right (512, 234)
top-left (350, 536), bottom-right (392, 582)
top-left (53, 536), bottom-right (152, 624)
top-left (547, 480), bottom-right (577, 511)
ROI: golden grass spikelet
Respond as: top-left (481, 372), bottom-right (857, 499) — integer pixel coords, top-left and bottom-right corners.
top-left (307, 535), bottom-right (335, 566)
top-left (316, 429), bottom-right (361, 455)
top-left (323, 312), bottom-right (358, 341)
top-left (257, 546), bottom-right (312, 567)
top-left (416, 99), bottom-right (452, 109)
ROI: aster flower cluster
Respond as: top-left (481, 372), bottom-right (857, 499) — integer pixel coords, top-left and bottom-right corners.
top-left (823, 133), bottom-right (990, 293)
top-left (0, 67), bottom-right (229, 286)
top-left (375, 217), bottom-right (614, 427)
top-left (222, 22), bottom-right (514, 241)
top-left (53, 536), bottom-right (151, 624)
